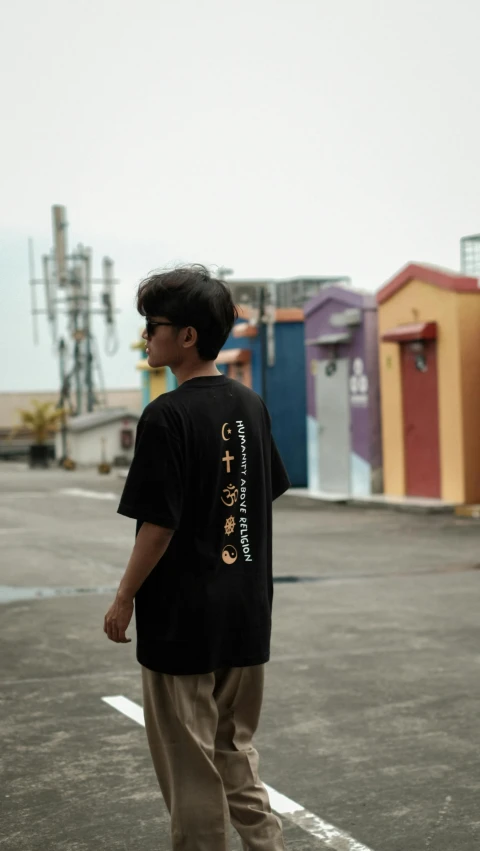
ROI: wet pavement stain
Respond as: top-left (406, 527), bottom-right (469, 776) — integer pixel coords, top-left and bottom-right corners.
top-left (0, 585), bottom-right (119, 603)
top-left (273, 576), bottom-right (325, 583)
top-left (0, 580), bottom-right (323, 603)
top-left (1, 562), bottom-right (478, 604)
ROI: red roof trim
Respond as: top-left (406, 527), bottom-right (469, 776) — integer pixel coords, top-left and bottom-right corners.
top-left (235, 306), bottom-right (303, 322)
top-left (377, 263), bottom-right (480, 305)
top-left (233, 322), bottom-right (258, 339)
top-left (381, 322), bottom-right (437, 343)
top-left (216, 348), bottom-right (251, 365)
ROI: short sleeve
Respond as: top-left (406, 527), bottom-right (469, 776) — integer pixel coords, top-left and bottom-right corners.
top-left (117, 415), bottom-right (184, 530)
top-left (271, 437), bottom-right (290, 501)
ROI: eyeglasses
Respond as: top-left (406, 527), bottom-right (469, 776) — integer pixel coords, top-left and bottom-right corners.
top-left (145, 319), bottom-right (174, 339)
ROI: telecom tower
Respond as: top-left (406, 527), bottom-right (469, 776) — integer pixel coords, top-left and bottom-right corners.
top-left (460, 233), bottom-right (480, 276)
top-left (29, 205), bottom-right (119, 441)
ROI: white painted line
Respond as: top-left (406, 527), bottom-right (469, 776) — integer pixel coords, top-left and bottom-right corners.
top-left (102, 695), bottom-right (377, 851)
top-left (263, 785), bottom-right (303, 814)
top-left (59, 488), bottom-right (117, 501)
top-left (102, 695), bottom-right (145, 725)
top-left (281, 804), bottom-right (375, 850)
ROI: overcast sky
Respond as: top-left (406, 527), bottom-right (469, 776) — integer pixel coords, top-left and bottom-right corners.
top-left (2, 0), bottom-right (480, 392)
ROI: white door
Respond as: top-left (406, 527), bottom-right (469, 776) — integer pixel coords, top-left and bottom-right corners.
top-left (315, 358), bottom-right (350, 494)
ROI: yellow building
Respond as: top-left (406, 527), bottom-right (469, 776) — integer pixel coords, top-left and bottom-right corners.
top-left (132, 339), bottom-right (170, 406)
top-left (377, 263), bottom-right (480, 503)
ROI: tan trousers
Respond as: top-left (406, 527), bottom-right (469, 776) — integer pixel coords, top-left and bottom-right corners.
top-left (141, 664), bottom-right (285, 851)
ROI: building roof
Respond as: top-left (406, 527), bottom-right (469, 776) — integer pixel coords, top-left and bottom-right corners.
top-left (381, 321), bottom-right (437, 343)
top-left (377, 263), bottom-right (480, 305)
top-left (235, 306), bottom-right (304, 324)
top-left (228, 276), bottom-right (351, 285)
top-left (67, 408), bottom-right (139, 433)
top-left (304, 285), bottom-right (375, 318)
top-left (273, 275), bottom-right (351, 286)
top-left (0, 389), bottom-right (141, 429)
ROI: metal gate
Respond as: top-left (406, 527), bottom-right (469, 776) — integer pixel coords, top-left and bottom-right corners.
top-left (315, 358), bottom-right (350, 494)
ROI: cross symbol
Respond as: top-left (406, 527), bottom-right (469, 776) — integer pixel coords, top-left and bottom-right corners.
top-left (222, 451), bottom-right (234, 474)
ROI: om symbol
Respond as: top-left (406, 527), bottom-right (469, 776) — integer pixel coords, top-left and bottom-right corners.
top-left (221, 484), bottom-right (239, 507)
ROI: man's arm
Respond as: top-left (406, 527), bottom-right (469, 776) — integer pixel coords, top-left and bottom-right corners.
top-left (104, 521), bottom-right (174, 644)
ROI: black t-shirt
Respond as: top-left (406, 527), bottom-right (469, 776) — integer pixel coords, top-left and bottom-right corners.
top-left (118, 375), bottom-right (290, 675)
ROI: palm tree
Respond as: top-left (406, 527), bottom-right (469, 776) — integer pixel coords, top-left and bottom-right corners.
top-left (12, 400), bottom-right (65, 444)
top-left (11, 400), bottom-right (67, 467)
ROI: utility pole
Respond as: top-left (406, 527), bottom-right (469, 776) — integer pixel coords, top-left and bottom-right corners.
top-left (58, 338), bottom-right (68, 460)
top-left (29, 205), bottom-right (119, 419)
top-left (83, 246), bottom-right (95, 412)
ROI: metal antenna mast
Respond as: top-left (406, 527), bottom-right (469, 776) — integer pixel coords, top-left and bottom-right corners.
top-left (29, 205), bottom-right (119, 425)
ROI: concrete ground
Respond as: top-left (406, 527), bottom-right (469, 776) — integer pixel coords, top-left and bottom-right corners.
top-left (1, 464), bottom-right (479, 851)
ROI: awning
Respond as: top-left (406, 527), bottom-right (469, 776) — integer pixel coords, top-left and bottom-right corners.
top-left (233, 322), bottom-right (258, 339)
top-left (216, 348), bottom-right (251, 365)
top-left (305, 332), bottom-right (351, 346)
top-left (381, 322), bottom-right (437, 343)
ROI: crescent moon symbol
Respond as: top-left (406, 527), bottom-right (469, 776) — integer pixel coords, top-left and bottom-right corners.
top-left (221, 422), bottom-right (231, 441)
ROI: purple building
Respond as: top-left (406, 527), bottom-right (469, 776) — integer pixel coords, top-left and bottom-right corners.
top-left (304, 286), bottom-right (382, 497)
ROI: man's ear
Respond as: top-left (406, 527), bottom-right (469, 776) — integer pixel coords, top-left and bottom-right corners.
top-left (182, 326), bottom-right (198, 349)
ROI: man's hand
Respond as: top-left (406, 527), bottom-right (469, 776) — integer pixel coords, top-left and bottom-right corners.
top-left (104, 592), bottom-right (134, 643)
top-left (103, 522), bottom-right (174, 644)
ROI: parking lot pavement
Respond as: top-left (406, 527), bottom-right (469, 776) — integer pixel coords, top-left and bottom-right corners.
top-left (1, 464), bottom-right (480, 851)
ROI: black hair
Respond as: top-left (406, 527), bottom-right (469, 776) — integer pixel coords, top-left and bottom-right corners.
top-left (137, 264), bottom-right (238, 361)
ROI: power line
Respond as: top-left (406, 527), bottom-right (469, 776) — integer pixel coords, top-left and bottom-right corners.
top-left (29, 205), bottom-right (120, 421)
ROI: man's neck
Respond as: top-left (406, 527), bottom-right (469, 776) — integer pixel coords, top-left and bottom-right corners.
top-left (173, 361), bottom-right (222, 386)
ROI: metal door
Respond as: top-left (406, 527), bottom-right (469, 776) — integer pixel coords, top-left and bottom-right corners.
top-left (315, 358), bottom-right (350, 493)
top-left (401, 341), bottom-right (441, 498)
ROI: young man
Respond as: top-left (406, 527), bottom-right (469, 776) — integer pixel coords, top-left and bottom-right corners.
top-left (104, 265), bottom-right (290, 851)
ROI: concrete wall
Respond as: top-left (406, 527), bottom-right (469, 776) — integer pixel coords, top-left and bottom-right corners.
top-left (55, 418), bottom-right (137, 466)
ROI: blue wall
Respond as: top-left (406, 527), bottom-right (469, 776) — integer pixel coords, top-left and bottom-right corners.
top-left (267, 322), bottom-right (307, 487)
top-left (221, 321), bottom-right (307, 487)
